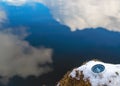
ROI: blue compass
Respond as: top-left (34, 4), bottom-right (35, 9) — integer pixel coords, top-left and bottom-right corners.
top-left (91, 64), bottom-right (105, 73)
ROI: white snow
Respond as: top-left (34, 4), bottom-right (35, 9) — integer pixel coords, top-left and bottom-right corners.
top-left (70, 60), bottom-right (120, 86)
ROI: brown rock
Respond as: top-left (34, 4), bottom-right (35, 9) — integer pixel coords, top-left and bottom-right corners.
top-left (57, 71), bottom-right (91, 86)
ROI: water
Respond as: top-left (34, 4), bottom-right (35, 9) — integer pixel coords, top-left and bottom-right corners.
top-left (1, 3), bottom-right (120, 86)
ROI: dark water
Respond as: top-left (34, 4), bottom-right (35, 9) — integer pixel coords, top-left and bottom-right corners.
top-left (25, 27), bottom-right (120, 86)
top-left (1, 3), bottom-right (120, 86)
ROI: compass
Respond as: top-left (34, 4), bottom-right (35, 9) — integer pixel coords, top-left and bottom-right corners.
top-left (91, 64), bottom-right (105, 73)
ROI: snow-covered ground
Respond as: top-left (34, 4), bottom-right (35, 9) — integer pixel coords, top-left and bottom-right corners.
top-left (70, 60), bottom-right (120, 86)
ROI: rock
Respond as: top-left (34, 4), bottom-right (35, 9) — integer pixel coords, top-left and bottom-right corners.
top-left (57, 60), bottom-right (120, 86)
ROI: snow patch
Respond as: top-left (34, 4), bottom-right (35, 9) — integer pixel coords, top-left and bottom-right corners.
top-left (70, 60), bottom-right (120, 86)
